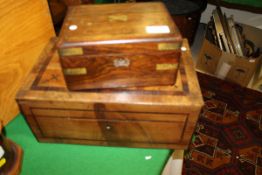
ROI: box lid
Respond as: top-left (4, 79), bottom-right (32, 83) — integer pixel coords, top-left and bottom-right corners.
top-left (59, 2), bottom-right (182, 46)
top-left (16, 38), bottom-right (203, 113)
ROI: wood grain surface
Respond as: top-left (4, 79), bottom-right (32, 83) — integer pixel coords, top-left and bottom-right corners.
top-left (0, 0), bottom-right (55, 125)
top-left (58, 2), bottom-right (182, 90)
top-left (17, 39), bottom-right (203, 149)
top-left (60, 45), bottom-right (181, 90)
top-left (59, 2), bottom-right (182, 42)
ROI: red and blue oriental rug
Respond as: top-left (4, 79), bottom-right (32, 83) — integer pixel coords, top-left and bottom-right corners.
top-left (183, 72), bottom-right (262, 175)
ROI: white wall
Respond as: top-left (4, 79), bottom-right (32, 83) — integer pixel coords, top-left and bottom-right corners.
top-left (200, 4), bottom-right (262, 29)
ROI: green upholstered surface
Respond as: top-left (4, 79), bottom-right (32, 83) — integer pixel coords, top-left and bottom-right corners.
top-left (5, 114), bottom-right (171, 175)
top-left (221, 0), bottom-right (262, 8)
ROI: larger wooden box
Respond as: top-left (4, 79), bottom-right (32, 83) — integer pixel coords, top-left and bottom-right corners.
top-left (16, 38), bottom-right (203, 149)
top-left (57, 2), bottom-right (182, 90)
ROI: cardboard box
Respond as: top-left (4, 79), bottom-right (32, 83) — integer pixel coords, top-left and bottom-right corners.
top-left (249, 57), bottom-right (262, 92)
top-left (196, 23), bottom-right (262, 87)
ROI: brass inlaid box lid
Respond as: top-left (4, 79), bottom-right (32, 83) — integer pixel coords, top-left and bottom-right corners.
top-left (59, 2), bottom-right (182, 44)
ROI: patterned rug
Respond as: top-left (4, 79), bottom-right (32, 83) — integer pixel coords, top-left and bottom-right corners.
top-left (183, 72), bottom-right (262, 175)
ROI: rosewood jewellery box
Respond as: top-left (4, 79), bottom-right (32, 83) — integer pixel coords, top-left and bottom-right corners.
top-left (16, 38), bottom-right (203, 149)
top-left (57, 2), bottom-right (183, 90)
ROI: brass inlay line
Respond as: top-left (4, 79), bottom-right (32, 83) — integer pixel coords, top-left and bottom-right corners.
top-left (158, 43), bottom-right (180, 51)
top-left (156, 63), bottom-right (178, 71)
top-left (63, 67), bottom-right (87, 75)
top-left (59, 47), bottom-right (83, 56)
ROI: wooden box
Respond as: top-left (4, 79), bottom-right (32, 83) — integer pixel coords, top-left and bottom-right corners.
top-left (16, 38), bottom-right (203, 149)
top-left (57, 2), bottom-right (182, 90)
